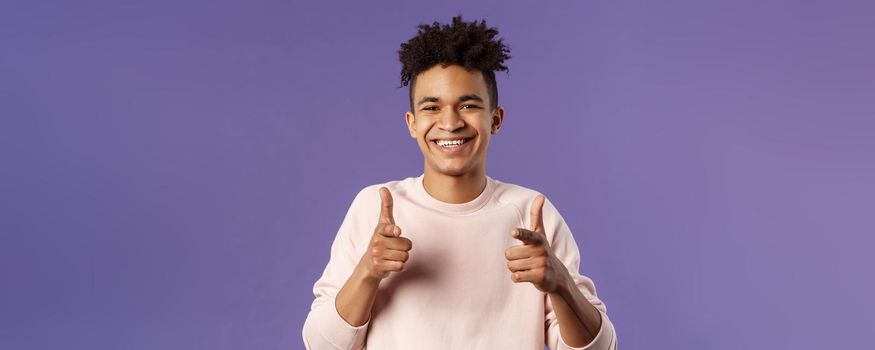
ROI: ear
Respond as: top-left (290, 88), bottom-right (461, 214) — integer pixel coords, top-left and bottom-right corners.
top-left (490, 105), bottom-right (505, 134)
top-left (405, 111), bottom-right (417, 139)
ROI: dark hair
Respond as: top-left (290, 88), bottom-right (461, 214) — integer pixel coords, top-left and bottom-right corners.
top-left (398, 15), bottom-right (511, 112)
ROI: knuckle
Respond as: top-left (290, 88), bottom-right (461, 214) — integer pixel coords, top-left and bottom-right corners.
top-left (395, 237), bottom-right (412, 250)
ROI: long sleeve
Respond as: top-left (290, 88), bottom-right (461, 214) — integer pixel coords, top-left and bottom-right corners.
top-left (302, 187), bottom-right (376, 350)
top-left (539, 197), bottom-right (619, 350)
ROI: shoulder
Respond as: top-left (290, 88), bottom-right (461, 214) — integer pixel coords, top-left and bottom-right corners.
top-left (490, 177), bottom-right (549, 211)
top-left (349, 176), bottom-right (419, 208)
top-left (338, 177), bottom-right (417, 240)
top-left (489, 177), bottom-right (568, 229)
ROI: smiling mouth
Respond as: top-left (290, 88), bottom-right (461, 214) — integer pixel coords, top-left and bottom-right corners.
top-left (432, 137), bottom-right (473, 149)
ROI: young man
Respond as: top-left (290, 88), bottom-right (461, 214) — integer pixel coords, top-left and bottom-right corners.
top-left (302, 16), bottom-right (617, 350)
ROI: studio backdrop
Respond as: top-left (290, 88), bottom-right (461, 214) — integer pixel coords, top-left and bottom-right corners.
top-left (1, 1), bottom-right (873, 349)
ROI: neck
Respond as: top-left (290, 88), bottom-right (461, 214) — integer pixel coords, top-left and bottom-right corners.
top-left (422, 166), bottom-right (487, 204)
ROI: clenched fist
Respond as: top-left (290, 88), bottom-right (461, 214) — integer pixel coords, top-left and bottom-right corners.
top-left (361, 187), bottom-right (413, 281)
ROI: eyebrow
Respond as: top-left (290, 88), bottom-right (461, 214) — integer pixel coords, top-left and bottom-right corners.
top-left (416, 94), bottom-right (484, 107)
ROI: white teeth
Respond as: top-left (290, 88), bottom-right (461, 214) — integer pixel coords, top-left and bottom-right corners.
top-left (436, 139), bottom-right (467, 147)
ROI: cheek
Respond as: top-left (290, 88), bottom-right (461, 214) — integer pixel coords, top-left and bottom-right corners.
top-left (468, 114), bottom-right (491, 133)
top-left (415, 125), bottom-right (431, 147)
top-left (476, 135), bottom-right (490, 151)
top-left (415, 121), bottom-right (434, 139)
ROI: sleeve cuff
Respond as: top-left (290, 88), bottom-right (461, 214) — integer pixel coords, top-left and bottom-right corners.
top-left (557, 311), bottom-right (617, 350)
top-left (309, 297), bottom-right (370, 349)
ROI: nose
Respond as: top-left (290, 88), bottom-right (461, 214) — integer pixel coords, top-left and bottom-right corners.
top-left (436, 109), bottom-right (466, 132)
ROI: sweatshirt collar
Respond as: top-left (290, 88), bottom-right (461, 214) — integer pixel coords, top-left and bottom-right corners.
top-left (413, 174), bottom-right (495, 215)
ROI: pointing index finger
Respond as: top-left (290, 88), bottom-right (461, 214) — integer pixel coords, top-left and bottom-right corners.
top-left (379, 187), bottom-right (395, 225)
top-left (512, 228), bottom-right (545, 246)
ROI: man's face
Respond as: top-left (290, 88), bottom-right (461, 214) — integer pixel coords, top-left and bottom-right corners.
top-left (405, 64), bottom-right (504, 177)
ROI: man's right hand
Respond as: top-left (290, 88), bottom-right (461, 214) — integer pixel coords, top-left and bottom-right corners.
top-left (335, 187), bottom-right (414, 327)
top-left (360, 187), bottom-right (412, 281)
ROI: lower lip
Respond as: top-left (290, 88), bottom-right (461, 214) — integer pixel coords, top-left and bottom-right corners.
top-left (432, 139), bottom-right (471, 154)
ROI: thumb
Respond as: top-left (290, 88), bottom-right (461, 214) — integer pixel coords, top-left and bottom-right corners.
top-left (379, 187), bottom-right (395, 225)
top-left (530, 195), bottom-right (545, 233)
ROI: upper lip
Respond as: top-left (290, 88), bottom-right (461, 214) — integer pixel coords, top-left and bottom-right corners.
top-left (430, 136), bottom-right (473, 141)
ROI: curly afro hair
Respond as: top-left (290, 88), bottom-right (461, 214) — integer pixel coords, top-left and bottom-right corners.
top-left (398, 15), bottom-right (511, 112)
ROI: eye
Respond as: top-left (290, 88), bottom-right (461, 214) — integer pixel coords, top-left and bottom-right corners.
top-left (461, 104), bottom-right (481, 110)
top-left (422, 106), bottom-right (438, 111)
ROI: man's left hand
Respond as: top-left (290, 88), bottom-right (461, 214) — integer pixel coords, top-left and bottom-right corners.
top-left (505, 195), bottom-right (568, 293)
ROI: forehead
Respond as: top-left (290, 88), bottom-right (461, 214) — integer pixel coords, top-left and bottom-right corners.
top-left (413, 65), bottom-right (489, 100)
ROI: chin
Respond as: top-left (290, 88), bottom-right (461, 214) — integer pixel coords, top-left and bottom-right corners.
top-left (431, 162), bottom-right (474, 177)
top-left (438, 169), bottom-right (468, 177)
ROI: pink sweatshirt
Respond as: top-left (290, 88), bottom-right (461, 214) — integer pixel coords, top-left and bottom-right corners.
top-left (302, 175), bottom-right (618, 349)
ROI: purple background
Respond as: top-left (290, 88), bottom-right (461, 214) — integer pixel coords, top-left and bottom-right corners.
top-left (2, 1), bottom-right (873, 349)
